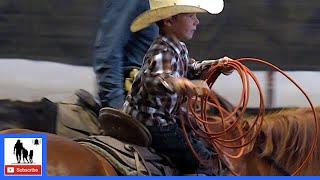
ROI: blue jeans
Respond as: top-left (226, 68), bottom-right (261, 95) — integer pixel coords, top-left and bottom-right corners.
top-left (147, 124), bottom-right (215, 175)
top-left (93, 0), bottom-right (158, 109)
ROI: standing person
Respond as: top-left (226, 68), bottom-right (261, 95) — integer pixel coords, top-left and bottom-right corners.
top-left (13, 139), bottom-right (23, 163)
top-left (123, 0), bottom-right (232, 175)
top-left (93, 0), bottom-right (158, 109)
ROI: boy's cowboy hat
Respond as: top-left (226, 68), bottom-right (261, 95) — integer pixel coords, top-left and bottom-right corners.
top-left (131, 0), bottom-right (224, 32)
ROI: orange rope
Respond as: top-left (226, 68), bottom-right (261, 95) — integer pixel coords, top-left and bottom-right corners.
top-left (183, 57), bottom-right (318, 176)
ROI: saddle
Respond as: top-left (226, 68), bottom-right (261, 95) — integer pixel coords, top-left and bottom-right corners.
top-left (76, 136), bottom-right (176, 176)
top-left (99, 107), bottom-right (152, 147)
top-left (56, 103), bottom-right (104, 138)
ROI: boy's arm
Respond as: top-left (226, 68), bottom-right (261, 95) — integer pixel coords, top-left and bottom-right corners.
top-left (143, 73), bottom-right (175, 93)
top-left (142, 50), bottom-right (204, 95)
top-left (188, 56), bottom-right (234, 78)
top-left (142, 50), bottom-right (179, 94)
top-left (187, 58), bottom-right (218, 79)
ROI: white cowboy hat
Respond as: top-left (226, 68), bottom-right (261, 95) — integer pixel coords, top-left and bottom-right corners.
top-left (131, 0), bottom-right (224, 32)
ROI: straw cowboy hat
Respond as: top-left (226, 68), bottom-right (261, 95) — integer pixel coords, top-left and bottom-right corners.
top-left (131, 0), bottom-right (224, 32)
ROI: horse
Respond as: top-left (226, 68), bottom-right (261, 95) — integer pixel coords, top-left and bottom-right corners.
top-left (2, 106), bottom-right (319, 175)
top-left (221, 107), bottom-right (320, 175)
top-left (6, 91), bottom-right (318, 175)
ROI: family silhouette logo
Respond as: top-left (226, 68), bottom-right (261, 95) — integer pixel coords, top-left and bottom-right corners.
top-left (4, 137), bottom-right (43, 176)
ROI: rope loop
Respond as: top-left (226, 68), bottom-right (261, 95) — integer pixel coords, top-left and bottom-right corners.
top-left (182, 58), bottom-right (318, 176)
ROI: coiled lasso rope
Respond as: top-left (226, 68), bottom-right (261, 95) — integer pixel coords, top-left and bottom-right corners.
top-left (181, 58), bottom-right (318, 175)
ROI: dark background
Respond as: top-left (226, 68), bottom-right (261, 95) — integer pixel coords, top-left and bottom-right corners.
top-left (0, 0), bottom-right (319, 70)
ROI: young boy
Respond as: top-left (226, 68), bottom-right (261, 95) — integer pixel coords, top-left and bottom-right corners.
top-left (123, 0), bottom-right (232, 175)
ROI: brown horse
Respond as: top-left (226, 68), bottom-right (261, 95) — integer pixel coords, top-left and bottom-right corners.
top-left (223, 107), bottom-right (320, 175)
top-left (5, 93), bottom-right (318, 175)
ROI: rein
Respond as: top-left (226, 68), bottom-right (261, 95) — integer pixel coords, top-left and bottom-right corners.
top-left (183, 58), bottom-right (318, 175)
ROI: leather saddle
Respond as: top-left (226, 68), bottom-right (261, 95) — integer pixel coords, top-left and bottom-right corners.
top-left (99, 107), bottom-right (152, 147)
top-left (76, 135), bottom-right (175, 175)
top-left (61, 89), bottom-right (151, 146)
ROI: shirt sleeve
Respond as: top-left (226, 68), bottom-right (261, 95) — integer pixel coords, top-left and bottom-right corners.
top-left (142, 49), bottom-right (176, 93)
top-left (187, 58), bottom-right (203, 79)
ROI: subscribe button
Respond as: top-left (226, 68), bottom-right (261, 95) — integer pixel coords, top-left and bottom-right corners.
top-left (5, 165), bottom-right (42, 176)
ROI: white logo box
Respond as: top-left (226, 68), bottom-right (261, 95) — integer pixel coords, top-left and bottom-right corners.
top-left (1, 135), bottom-right (46, 176)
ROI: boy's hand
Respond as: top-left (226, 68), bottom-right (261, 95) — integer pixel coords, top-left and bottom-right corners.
top-left (198, 56), bottom-right (234, 75)
top-left (190, 80), bottom-right (210, 96)
top-left (197, 59), bottom-right (219, 70)
top-left (171, 78), bottom-right (209, 96)
top-left (218, 56), bottom-right (234, 75)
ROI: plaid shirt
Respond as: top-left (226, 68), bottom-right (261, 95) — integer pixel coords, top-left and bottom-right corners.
top-left (123, 36), bottom-right (202, 126)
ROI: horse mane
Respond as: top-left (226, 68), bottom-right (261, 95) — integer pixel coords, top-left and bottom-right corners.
top-left (254, 107), bottom-right (320, 171)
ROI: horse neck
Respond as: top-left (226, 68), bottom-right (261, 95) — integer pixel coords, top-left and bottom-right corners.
top-left (243, 107), bottom-right (320, 175)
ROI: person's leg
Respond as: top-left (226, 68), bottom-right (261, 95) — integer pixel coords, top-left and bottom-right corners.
top-left (93, 0), bottom-right (130, 108)
top-left (93, 0), bottom-right (156, 109)
top-left (123, 0), bottom-right (158, 97)
top-left (147, 124), bottom-right (198, 174)
top-left (148, 123), bottom-right (216, 175)
top-left (188, 132), bottom-right (216, 175)
top-left (123, 1), bottom-right (158, 73)
top-left (16, 153), bottom-right (21, 163)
